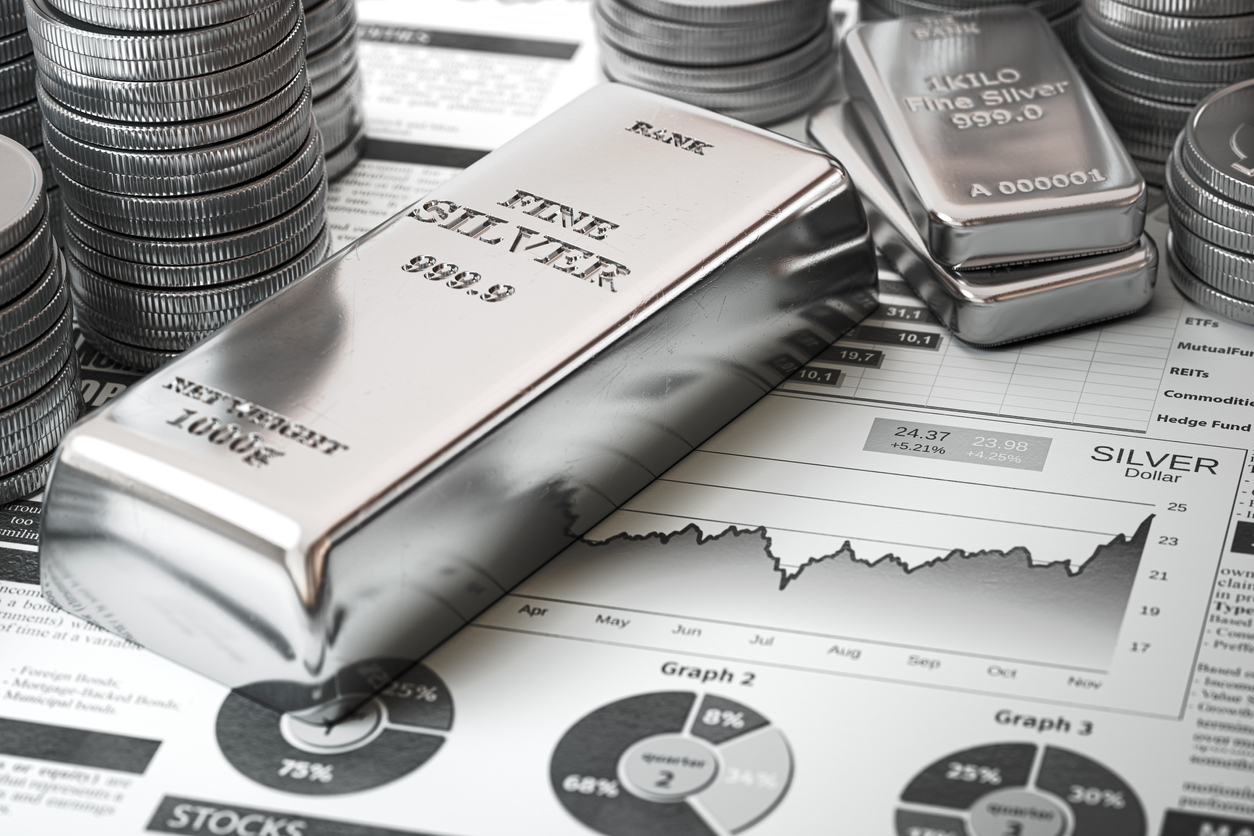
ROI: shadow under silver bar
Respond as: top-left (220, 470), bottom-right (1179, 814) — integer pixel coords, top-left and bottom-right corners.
top-left (40, 84), bottom-right (877, 718)
top-left (842, 6), bottom-right (1145, 269)
top-left (810, 100), bottom-right (1156, 347)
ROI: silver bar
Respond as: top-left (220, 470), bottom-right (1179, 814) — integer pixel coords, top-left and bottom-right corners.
top-left (842, 6), bottom-right (1146, 269)
top-left (40, 84), bottom-right (877, 717)
top-left (809, 100), bottom-right (1156, 346)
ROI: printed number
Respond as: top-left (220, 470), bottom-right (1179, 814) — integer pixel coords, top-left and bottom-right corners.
top-left (1158, 536), bottom-right (1179, 546)
top-left (1168, 502), bottom-right (1188, 512)
top-left (974, 436), bottom-right (1028, 451)
top-left (1148, 570), bottom-right (1169, 581)
top-left (1140, 606), bottom-right (1161, 616)
top-left (740, 672), bottom-right (756, 687)
top-left (1130, 642), bottom-right (1152, 653)
top-left (402, 255), bottom-right (514, 302)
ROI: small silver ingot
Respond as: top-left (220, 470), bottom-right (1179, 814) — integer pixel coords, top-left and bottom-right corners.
top-left (810, 100), bottom-right (1156, 346)
top-left (842, 5), bottom-right (1146, 268)
top-left (40, 85), bottom-right (877, 717)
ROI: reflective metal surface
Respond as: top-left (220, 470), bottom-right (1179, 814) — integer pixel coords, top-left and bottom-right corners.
top-left (40, 84), bottom-right (878, 718)
top-left (810, 100), bottom-right (1156, 346)
top-left (842, 5), bottom-right (1145, 268)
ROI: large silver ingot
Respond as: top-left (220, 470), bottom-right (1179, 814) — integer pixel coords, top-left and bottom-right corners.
top-left (40, 84), bottom-right (877, 717)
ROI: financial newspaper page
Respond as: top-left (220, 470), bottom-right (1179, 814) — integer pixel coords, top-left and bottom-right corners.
top-left (5, 7), bottom-right (1254, 836)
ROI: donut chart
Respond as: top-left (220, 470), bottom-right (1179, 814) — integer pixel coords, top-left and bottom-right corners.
top-left (216, 661), bottom-right (453, 795)
top-left (895, 743), bottom-right (1146, 836)
top-left (551, 691), bottom-right (792, 836)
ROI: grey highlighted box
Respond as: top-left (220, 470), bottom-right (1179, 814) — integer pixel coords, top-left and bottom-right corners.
top-left (147, 796), bottom-right (431, 835)
top-left (791, 366), bottom-right (842, 388)
top-left (0, 717), bottom-right (160, 774)
top-left (864, 418), bottom-right (1052, 471)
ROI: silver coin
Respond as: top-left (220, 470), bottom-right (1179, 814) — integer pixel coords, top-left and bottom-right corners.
top-left (29, 4), bottom-right (299, 84)
top-left (1081, 62), bottom-right (1192, 146)
top-left (25, 0), bottom-right (297, 64)
top-left (0, 98), bottom-right (41, 147)
top-left (1084, 0), bottom-right (1254, 59)
top-left (323, 122), bottom-right (364, 180)
top-left (1078, 16), bottom-right (1254, 83)
top-left (74, 298), bottom-right (217, 351)
top-left (0, 392), bottom-right (78, 474)
top-left (44, 118), bottom-right (312, 197)
top-left (1118, 0), bottom-right (1254, 15)
top-left (598, 19), bottom-right (831, 90)
top-left (306, 0), bottom-right (354, 54)
top-left (45, 0), bottom-right (261, 32)
top-left (0, 447), bottom-right (56, 501)
top-left (0, 29), bottom-right (30, 66)
top-left (1181, 79), bottom-right (1254, 209)
top-left (1167, 167), bottom-right (1254, 256)
top-left (71, 286), bottom-right (251, 329)
top-left (605, 43), bottom-right (833, 111)
top-left (0, 210), bottom-right (52, 307)
top-left (1079, 24), bottom-right (1219, 104)
top-left (616, 0), bottom-right (826, 24)
top-left (1171, 221), bottom-right (1254, 296)
top-left (67, 224), bottom-right (327, 315)
top-left (63, 174), bottom-right (324, 266)
top-left (0, 350), bottom-right (77, 441)
top-left (308, 21), bottom-right (356, 92)
top-left (0, 313), bottom-right (73, 411)
top-left (0, 57), bottom-right (34, 111)
top-left (0, 248), bottom-right (67, 355)
top-left (594, 0), bottom-right (825, 66)
top-left (1168, 140), bottom-right (1254, 233)
top-left (58, 128), bottom-right (323, 237)
top-left (42, 84), bottom-right (311, 181)
top-left (27, 142), bottom-right (49, 178)
top-left (0, 300), bottom-right (72, 388)
top-left (1168, 239), bottom-right (1254, 324)
top-left (74, 310), bottom-right (176, 370)
top-left (0, 11), bottom-right (24, 39)
top-left (0, 136), bottom-right (45, 258)
top-left (1052, 4), bottom-right (1082, 58)
top-left (717, 60), bottom-right (835, 124)
top-left (0, 353), bottom-right (79, 443)
top-left (0, 380), bottom-right (80, 473)
top-left (312, 68), bottom-right (361, 150)
top-left (62, 179), bottom-right (326, 282)
top-left (37, 65), bottom-right (307, 152)
top-left (33, 21), bottom-right (304, 121)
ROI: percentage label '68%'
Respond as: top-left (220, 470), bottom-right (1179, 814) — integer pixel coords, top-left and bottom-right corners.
top-left (563, 775), bottom-right (620, 798)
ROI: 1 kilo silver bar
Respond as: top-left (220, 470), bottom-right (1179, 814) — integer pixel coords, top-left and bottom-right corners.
top-left (810, 100), bottom-right (1157, 346)
top-left (842, 6), bottom-right (1146, 269)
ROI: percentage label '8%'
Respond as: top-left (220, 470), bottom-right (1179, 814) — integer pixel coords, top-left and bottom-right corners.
top-left (864, 418), bottom-right (1052, 472)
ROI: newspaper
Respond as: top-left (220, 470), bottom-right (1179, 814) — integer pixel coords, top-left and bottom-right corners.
top-left (5, 5), bottom-right (1254, 836)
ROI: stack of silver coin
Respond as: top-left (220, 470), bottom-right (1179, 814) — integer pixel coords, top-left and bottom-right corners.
top-left (857, 1), bottom-right (1083, 63)
top-left (594, 0), bottom-right (836, 125)
top-left (1166, 80), bottom-right (1254, 325)
top-left (1077, 0), bottom-right (1254, 187)
top-left (0, 135), bottom-right (83, 502)
top-left (304, 0), bottom-right (361, 180)
top-left (24, 0), bottom-right (329, 371)
top-left (0, 0), bottom-right (53, 234)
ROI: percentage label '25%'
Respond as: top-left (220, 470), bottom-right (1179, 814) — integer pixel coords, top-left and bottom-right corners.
top-left (864, 418), bottom-right (1053, 473)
